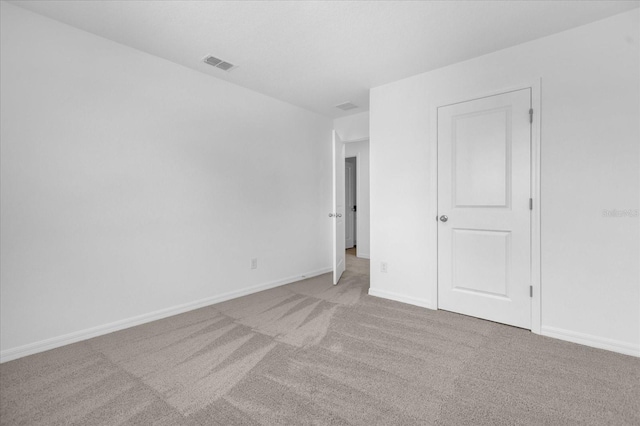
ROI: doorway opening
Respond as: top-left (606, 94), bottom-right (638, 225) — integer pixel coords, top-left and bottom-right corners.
top-left (342, 142), bottom-right (370, 280)
top-left (332, 132), bottom-right (370, 285)
top-left (345, 157), bottom-right (357, 254)
top-left (344, 151), bottom-right (369, 284)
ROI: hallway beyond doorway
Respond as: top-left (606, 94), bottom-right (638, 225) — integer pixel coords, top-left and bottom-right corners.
top-left (345, 247), bottom-right (369, 285)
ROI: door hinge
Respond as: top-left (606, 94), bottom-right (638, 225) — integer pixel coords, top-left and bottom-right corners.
top-left (529, 198), bottom-right (533, 210)
top-left (530, 285), bottom-right (533, 297)
top-left (529, 108), bottom-right (533, 124)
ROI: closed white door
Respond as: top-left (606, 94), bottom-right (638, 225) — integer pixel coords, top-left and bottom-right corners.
top-left (333, 130), bottom-right (345, 285)
top-left (345, 159), bottom-right (356, 249)
top-left (437, 89), bottom-right (531, 329)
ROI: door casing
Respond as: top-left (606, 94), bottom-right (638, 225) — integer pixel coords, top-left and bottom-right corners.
top-left (428, 80), bottom-right (542, 334)
top-left (332, 130), bottom-right (346, 285)
top-left (343, 140), bottom-right (368, 259)
top-left (345, 157), bottom-right (357, 249)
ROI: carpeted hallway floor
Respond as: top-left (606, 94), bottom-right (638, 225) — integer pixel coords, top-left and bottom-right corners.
top-left (1, 251), bottom-right (639, 425)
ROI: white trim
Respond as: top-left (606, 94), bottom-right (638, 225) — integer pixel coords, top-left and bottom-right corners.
top-left (529, 79), bottom-right (542, 335)
top-left (368, 288), bottom-right (435, 310)
top-left (540, 326), bottom-right (640, 358)
top-left (356, 153), bottom-right (360, 251)
top-left (0, 267), bottom-right (332, 363)
top-left (344, 138), bottom-right (370, 265)
top-left (429, 80), bottom-right (543, 333)
top-left (345, 153), bottom-right (360, 250)
top-left (427, 94), bottom-right (440, 308)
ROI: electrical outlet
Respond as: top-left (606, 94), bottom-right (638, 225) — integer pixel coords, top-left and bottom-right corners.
top-left (250, 258), bottom-right (258, 269)
top-left (380, 262), bottom-right (388, 273)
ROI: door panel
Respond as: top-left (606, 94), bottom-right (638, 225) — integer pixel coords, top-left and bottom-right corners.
top-left (453, 109), bottom-right (510, 207)
top-left (438, 89), bottom-right (531, 329)
top-left (452, 229), bottom-right (510, 297)
top-left (333, 131), bottom-right (345, 285)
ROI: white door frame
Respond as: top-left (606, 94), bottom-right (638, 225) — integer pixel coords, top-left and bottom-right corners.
top-left (344, 137), bottom-right (368, 259)
top-left (332, 130), bottom-right (346, 285)
top-left (345, 156), bottom-right (357, 249)
top-left (428, 80), bottom-right (541, 334)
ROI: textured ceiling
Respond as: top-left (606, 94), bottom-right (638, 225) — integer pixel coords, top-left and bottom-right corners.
top-left (9, 0), bottom-right (639, 118)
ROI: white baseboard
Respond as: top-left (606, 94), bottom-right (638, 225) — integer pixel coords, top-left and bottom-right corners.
top-left (368, 288), bottom-right (435, 310)
top-left (356, 253), bottom-right (370, 259)
top-left (0, 266), bottom-right (332, 363)
top-left (540, 326), bottom-right (639, 358)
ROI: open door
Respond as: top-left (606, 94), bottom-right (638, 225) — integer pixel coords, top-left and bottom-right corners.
top-left (332, 130), bottom-right (345, 285)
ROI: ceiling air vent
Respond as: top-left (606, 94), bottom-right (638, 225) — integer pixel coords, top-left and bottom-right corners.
top-left (203, 55), bottom-right (237, 72)
top-left (335, 102), bottom-right (358, 111)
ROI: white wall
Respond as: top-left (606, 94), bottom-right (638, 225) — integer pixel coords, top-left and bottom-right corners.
top-left (334, 111), bottom-right (370, 142)
top-left (370, 10), bottom-right (639, 356)
top-left (345, 140), bottom-right (370, 259)
top-left (0, 2), bottom-right (333, 361)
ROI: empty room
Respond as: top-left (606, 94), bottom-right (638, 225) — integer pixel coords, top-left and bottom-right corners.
top-left (1, 1), bottom-right (638, 425)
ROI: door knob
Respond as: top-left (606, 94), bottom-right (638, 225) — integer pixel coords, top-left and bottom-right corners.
top-left (439, 215), bottom-right (448, 222)
top-left (329, 213), bottom-right (335, 217)
top-left (337, 213), bottom-right (342, 217)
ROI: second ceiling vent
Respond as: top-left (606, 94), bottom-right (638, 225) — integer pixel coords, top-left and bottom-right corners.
top-left (203, 55), bottom-right (236, 72)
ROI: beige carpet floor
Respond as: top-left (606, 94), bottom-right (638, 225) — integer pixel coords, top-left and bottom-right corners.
top-left (1, 252), bottom-right (639, 425)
